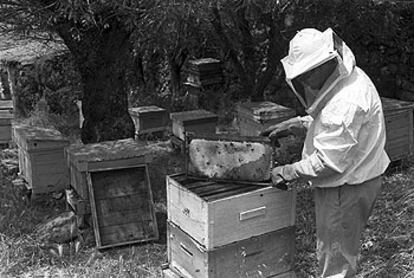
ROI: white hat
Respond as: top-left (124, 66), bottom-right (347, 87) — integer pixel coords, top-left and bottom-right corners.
top-left (282, 28), bottom-right (337, 80)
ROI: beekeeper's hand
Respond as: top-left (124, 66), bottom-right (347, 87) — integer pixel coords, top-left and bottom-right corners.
top-left (271, 166), bottom-right (289, 190)
top-left (260, 116), bottom-right (304, 146)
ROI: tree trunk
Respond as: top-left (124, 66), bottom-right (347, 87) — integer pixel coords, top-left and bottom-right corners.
top-left (57, 21), bottom-right (135, 144)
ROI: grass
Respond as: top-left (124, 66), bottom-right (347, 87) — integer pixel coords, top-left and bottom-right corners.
top-left (1, 145), bottom-right (413, 278)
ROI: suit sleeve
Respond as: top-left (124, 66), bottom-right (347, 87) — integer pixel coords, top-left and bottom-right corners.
top-left (280, 102), bottom-right (366, 181)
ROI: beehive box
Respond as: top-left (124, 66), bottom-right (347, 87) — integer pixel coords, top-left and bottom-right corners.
top-left (167, 174), bottom-right (296, 250)
top-left (187, 134), bottom-right (273, 181)
top-left (170, 110), bottom-right (218, 141)
top-left (13, 125), bottom-right (70, 195)
top-left (0, 110), bottom-right (13, 144)
top-left (65, 139), bottom-right (151, 216)
top-left (87, 164), bottom-right (158, 249)
top-left (128, 105), bottom-right (169, 135)
top-left (166, 221), bottom-right (295, 278)
top-left (187, 58), bottom-right (223, 87)
top-left (382, 97), bottom-right (414, 161)
top-left (0, 100), bottom-right (13, 112)
top-left (237, 102), bottom-right (296, 136)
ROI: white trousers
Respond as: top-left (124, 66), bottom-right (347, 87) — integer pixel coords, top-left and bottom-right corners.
top-left (314, 176), bottom-right (382, 278)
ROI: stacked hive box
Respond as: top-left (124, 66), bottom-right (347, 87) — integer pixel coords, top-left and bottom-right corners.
top-left (381, 97), bottom-right (414, 161)
top-left (163, 135), bottom-right (297, 278)
top-left (13, 125), bottom-right (69, 196)
top-left (184, 59), bottom-right (223, 109)
top-left (128, 105), bottom-right (169, 136)
top-left (186, 58), bottom-right (223, 87)
top-left (237, 102), bottom-right (297, 136)
top-left (65, 138), bottom-right (159, 249)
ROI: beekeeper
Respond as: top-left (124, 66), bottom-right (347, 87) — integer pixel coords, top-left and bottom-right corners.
top-left (262, 28), bottom-right (390, 278)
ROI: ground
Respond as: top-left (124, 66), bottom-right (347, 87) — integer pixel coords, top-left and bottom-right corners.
top-left (0, 143), bottom-right (413, 278)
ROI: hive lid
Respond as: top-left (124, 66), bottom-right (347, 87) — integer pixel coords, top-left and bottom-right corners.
top-left (381, 97), bottom-right (414, 112)
top-left (13, 125), bottom-right (69, 150)
top-left (237, 101), bottom-right (296, 121)
top-left (170, 109), bottom-right (218, 123)
top-left (66, 138), bottom-right (151, 165)
top-left (128, 106), bottom-right (166, 116)
top-left (187, 133), bottom-right (273, 182)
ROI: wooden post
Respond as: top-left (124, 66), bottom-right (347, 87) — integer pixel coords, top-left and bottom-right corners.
top-left (0, 66), bottom-right (11, 100)
top-left (5, 62), bottom-right (19, 117)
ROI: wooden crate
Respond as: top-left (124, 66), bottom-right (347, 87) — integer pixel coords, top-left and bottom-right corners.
top-left (0, 110), bottom-right (13, 144)
top-left (167, 221), bottom-right (295, 278)
top-left (87, 164), bottom-right (158, 249)
top-left (382, 97), bottom-right (414, 161)
top-left (167, 174), bottom-right (296, 250)
top-left (13, 125), bottom-right (70, 195)
top-left (170, 110), bottom-right (218, 141)
top-left (65, 139), bottom-right (152, 215)
top-left (128, 106), bottom-right (169, 135)
top-left (237, 102), bottom-right (296, 136)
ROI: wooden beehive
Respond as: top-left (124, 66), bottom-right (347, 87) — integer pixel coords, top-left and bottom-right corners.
top-left (0, 100), bottom-right (13, 112)
top-left (167, 221), bottom-right (295, 278)
top-left (170, 110), bottom-right (218, 141)
top-left (167, 174), bottom-right (296, 250)
top-left (13, 125), bottom-right (70, 195)
top-left (237, 101), bottom-right (297, 136)
top-left (382, 97), bottom-right (414, 161)
top-left (65, 138), bottom-right (158, 248)
top-left (128, 105), bottom-right (169, 135)
top-left (187, 58), bottom-right (223, 87)
top-left (0, 109), bottom-right (13, 144)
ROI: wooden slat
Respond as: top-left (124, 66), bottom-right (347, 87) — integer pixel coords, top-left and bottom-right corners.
top-left (95, 194), bottom-right (148, 214)
top-left (202, 185), bottom-right (260, 201)
top-left (191, 183), bottom-right (241, 195)
top-left (99, 221), bottom-right (157, 246)
top-left (96, 208), bottom-right (151, 227)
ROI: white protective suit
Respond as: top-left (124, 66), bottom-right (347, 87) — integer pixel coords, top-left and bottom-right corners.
top-left (276, 28), bottom-right (390, 278)
top-left (279, 28), bottom-right (390, 187)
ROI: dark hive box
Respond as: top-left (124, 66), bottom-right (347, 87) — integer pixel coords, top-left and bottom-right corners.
top-left (382, 97), bottom-right (414, 161)
top-left (170, 110), bottom-right (218, 141)
top-left (237, 101), bottom-right (296, 136)
top-left (129, 105), bottom-right (169, 135)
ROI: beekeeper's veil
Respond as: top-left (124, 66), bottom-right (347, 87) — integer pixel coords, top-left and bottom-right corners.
top-left (281, 28), bottom-right (356, 115)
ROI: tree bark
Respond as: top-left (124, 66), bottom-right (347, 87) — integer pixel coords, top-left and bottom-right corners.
top-left (56, 20), bottom-right (135, 144)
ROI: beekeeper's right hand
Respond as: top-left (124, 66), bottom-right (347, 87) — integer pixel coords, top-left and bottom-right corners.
top-left (260, 116), bottom-right (306, 146)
